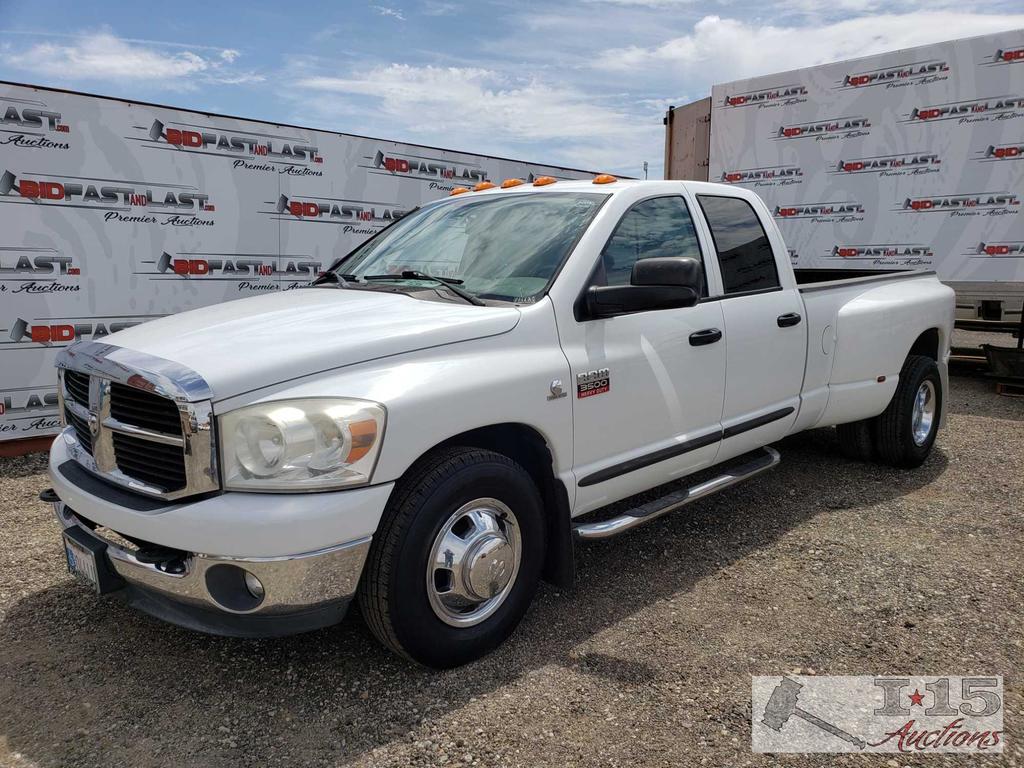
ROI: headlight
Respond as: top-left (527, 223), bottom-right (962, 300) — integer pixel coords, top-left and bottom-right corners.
top-left (219, 398), bottom-right (386, 492)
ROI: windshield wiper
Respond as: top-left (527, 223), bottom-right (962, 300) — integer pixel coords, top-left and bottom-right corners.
top-left (311, 271), bottom-right (359, 287)
top-left (363, 270), bottom-right (485, 306)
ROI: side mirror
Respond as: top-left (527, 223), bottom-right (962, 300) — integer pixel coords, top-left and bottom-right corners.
top-left (586, 257), bottom-right (701, 318)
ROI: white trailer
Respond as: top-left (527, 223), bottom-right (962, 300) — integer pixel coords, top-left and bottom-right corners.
top-left (664, 29), bottom-right (1024, 333)
top-left (0, 81), bottom-right (596, 446)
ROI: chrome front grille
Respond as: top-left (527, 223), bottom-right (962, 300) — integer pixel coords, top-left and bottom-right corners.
top-left (56, 342), bottom-right (218, 501)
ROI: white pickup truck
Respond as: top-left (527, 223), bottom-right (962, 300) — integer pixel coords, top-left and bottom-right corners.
top-left (46, 177), bottom-right (954, 667)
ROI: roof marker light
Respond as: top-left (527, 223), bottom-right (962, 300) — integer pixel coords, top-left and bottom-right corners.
top-left (450, 186), bottom-right (470, 196)
top-left (593, 174), bottom-right (617, 184)
top-left (533, 176), bottom-right (557, 186)
top-left (474, 181), bottom-right (496, 191)
top-left (500, 178), bottom-right (525, 189)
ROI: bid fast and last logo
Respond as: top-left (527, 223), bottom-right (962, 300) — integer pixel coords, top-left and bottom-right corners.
top-left (0, 247), bottom-right (81, 295)
top-left (836, 59), bottom-right (949, 90)
top-left (774, 201), bottom-right (865, 223)
top-left (1, 96), bottom-right (70, 150)
top-left (0, 315), bottom-right (160, 348)
top-left (137, 251), bottom-right (322, 292)
top-left (0, 169), bottom-right (216, 227)
top-left (827, 243), bottom-right (934, 267)
top-left (896, 192), bottom-right (1020, 218)
top-left (361, 148), bottom-right (489, 193)
top-left (0, 385), bottom-right (61, 435)
top-left (720, 164), bottom-right (803, 187)
top-left (903, 96), bottom-right (1024, 125)
top-left (829, 153), bottom-right (941, 178)
top-left (265, 193), bottom-right (409, 236)
top-left (773, 116), bottom-right (871, 142)
top-left (139, 119), bottom-right (324, 177)
top-left (721, 83), bottom-right (808, 109)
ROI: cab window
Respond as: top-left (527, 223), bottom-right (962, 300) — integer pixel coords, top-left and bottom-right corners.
top-left (696, 195), bottom-right (780, 294)
top-left (596, 196), bottom-right (704, 290)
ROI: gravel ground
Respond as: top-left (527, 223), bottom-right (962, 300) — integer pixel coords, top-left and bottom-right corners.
top-left (0, 372), bottom-right (1021, 768)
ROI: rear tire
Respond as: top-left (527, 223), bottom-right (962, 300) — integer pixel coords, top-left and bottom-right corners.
top-left (836, 419), bottom-right (875, 461)
top-left (872, 355), bottom-right (942, 468)
top-left (358, 446), bottom-right (544, 668)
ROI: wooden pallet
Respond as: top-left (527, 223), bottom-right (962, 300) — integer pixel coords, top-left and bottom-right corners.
top-left (995, 381), bottom-right (1024, 398)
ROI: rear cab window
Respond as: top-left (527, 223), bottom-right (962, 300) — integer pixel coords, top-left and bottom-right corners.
top-left (696, 195), bottom-right (780, 295)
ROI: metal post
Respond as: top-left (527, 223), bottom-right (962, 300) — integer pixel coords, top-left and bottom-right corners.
top-left (1018, 300), bottom-right (1023, 351)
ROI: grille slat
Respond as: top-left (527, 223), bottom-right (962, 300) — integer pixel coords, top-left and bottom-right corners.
top-left (110, 383), bottom-right (183, 436)
top-left (112, 433), bottom-right (187, 491)
top-left (65, 407), bottom-right (93, 454)
top-left (64, 370), bottom-right (90, 407)
top-left (112, 438), bottom-right (183, 461)
top-left (107, 403), bottom-right (182, 431)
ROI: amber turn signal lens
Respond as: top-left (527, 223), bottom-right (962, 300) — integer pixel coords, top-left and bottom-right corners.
top-left (532, 176), bottom-right (556, 186)
top-left (593, 174), bottom-right (617, 184)
top-left (473, 181), bottom-right (496, 191)
top-left (346, 419), bottom-right (379, 463)
top-left (450, 186), bottom-right (470, 196)
top-left (500, 178), bottom-right (524, 188)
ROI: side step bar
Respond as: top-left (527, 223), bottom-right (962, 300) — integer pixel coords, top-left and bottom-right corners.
top-left (573, 447), bottom-right (781, 541)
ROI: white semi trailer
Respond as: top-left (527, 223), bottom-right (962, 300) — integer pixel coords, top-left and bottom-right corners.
top-left (663, 28), bottom-right (1024, 334)
top-left (0, 81), bottom-right (596, 448)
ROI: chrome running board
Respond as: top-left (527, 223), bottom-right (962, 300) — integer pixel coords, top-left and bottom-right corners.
top-left (573, 446), bottom-right (781, 541)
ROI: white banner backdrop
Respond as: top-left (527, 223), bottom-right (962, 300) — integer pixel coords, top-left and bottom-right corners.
top-left (0, 83), bottom-right (594, 441)
top-left (709, 30), bottom-right (1024, 280)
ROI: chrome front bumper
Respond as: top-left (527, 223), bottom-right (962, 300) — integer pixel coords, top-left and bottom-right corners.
top-left (53, 502), bottom-right (371, 637)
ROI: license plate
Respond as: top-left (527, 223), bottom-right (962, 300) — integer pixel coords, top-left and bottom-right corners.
top-left (64, 532), bottom-right (101, 592)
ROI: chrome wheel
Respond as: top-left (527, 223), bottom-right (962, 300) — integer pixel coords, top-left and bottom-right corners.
top-left (911, 380), bottom-right (936, 446)
top-left (426, 498), bottom-right (521, 627)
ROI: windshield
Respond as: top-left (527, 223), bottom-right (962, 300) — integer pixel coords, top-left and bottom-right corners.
top-left (330, 191), bottom-right (607, 303)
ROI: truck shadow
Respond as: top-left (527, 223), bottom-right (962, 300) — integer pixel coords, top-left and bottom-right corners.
top-left (0, 428), bottom-right (948, 767)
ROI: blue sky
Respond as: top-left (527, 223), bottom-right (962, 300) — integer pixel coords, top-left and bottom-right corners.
top-left (1, 0), bottom-right (1022, 177)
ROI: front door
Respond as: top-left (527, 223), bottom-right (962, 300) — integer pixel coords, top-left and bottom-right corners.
top-left (558, 195), bottom-right (728, 515)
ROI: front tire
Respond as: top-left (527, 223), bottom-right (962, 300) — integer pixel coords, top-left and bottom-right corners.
top-left (872, 355), bottom-right (942, 468)
top-left (358, 447), bottom-right (545, 668)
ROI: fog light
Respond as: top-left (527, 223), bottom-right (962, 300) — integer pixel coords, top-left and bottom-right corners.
top-left (243, 571), bottom-right (265, 599)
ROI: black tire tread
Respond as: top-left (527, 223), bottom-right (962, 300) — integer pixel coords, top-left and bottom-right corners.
top-left (836, 419), bottom-right (875, 461)
top-left (873, 355), bottom-right (940, 468)
top-left (357, 446), bottom-right (526, 661)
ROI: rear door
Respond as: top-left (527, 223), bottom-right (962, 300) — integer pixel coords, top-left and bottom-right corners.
top-left (693, 193), bottom-right (806, 458)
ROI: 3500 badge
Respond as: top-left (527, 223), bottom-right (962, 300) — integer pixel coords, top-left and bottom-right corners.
top-left (577, 368), bottom-right (610, 398)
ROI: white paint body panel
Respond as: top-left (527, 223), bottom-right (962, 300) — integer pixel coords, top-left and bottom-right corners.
top-left (52, 179), bottom-right (954, 556)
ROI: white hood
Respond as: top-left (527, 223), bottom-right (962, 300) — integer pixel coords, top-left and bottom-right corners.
top-left (104, 288), bottom-right (520, 400)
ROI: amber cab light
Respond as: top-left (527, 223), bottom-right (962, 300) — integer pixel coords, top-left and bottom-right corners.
top-left (593, 174), bottom-right (617, 184)
top-left (450, 186), bottom-right (470, 196)
top-left (500, 178), bottom-right (525, 189)
top-left (474, 181), bottom-right (496, 191)
top-left (533, 176), bottom-right (557, 186)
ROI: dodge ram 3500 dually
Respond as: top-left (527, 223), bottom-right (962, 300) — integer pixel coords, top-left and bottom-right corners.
top-left (45, 177), bottom-right (954, 667)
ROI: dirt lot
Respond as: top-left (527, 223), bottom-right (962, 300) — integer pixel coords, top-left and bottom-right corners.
top-left (0, 372), bottom-right (1021, 768)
